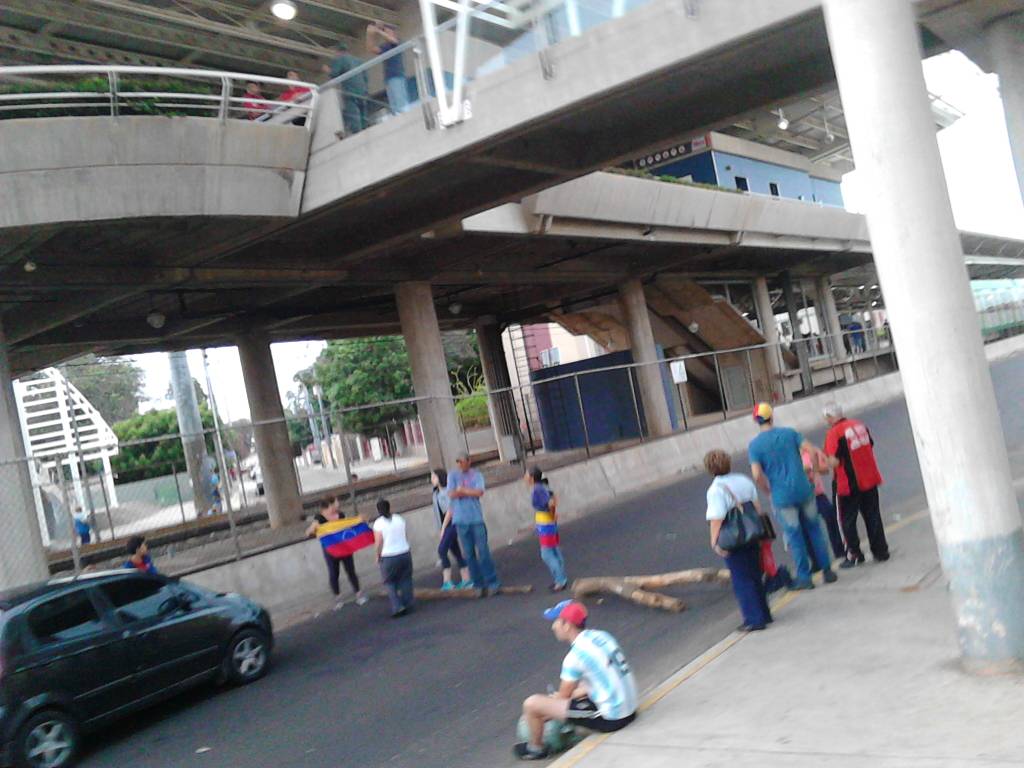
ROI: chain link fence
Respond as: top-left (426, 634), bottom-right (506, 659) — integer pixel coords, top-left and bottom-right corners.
top-left (3, 306), bottom-right (1022, 584)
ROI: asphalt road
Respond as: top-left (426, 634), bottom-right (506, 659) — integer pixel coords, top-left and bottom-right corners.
top-left (79, 355), bottom-right (1024, 768)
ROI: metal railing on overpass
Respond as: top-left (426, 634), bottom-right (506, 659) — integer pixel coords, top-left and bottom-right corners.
top-left (0, 65), bottom-right (318, 129)
top-left (321, 0), bottom-right (664, 136)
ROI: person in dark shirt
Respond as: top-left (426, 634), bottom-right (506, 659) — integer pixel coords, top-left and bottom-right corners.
top-left (367, 21), bottom-right (409, 114)
top-left (306, 496), bottom-right (369, 608)
top-left (327, 41), bottom-right (369, 135)
top-left (123, 535), bottom-right (157, 574)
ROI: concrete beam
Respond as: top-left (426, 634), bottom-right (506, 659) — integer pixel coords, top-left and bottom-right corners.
top-left (0, 318), bottom-right (50, 588)
top-left (395, 282), bottom-right (463, 470)
top-left (236, 330), bottom-right (303, 528)
top-left (619, 278), bottom-right (673, 438)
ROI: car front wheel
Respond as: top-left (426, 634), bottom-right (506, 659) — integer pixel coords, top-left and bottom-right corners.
top-left (13, 710), bottom-right (79, 768)
top-left (226, 628), bottom-right (270, 685)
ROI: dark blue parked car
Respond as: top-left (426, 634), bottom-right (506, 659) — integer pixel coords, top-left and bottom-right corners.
top-left (0, 570), bottom-right (272, 768)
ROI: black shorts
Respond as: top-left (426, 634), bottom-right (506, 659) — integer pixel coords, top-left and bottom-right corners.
top-left (565, 696), bottom-right (636, 733)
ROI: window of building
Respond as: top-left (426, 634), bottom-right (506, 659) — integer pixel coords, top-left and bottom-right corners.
top-left (769, 182), bottom-right (780, 197)
top-left (28, 591), bottom-right (105, 646)
top-left (539, 347), bottom-right (561, 368)
top-left (734, 176), bottom-right (749, 192)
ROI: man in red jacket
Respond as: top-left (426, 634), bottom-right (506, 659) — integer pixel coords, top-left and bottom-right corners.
top-left (823, 402), bottom-right (890, 567)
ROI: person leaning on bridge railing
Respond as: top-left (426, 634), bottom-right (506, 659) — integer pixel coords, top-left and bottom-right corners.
top-left (325, 41), bottom-right (369, 136)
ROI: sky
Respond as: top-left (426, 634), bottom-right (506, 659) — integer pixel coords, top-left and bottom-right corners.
top-left (129, 50), bottom-right (1023, 424)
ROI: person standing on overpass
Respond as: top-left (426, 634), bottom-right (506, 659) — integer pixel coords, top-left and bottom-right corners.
top-left (823, 403), bottom-right (890, 567)
top-left (448, 451), bottom-right (501, 597)
top-left (327, 41), bottom-right (368, 135)
top-left (748, 403), bottom-right (838, 590)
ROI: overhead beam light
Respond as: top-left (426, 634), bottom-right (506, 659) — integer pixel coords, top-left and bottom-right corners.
top-left (776, 108), bottom-right (789, 131)
top-left (271, 0), bottom-right (297, 20)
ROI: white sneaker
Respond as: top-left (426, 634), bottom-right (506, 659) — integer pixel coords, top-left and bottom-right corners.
top-left (333, 598), bottom-right (346, 611)
top-left (355, 594), bottom-right (369, 606)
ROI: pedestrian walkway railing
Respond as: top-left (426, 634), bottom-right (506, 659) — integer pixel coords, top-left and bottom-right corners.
top-left (6, 309), bottom-right (1023, 582)
top-left (0, 66), bottom-right (318, 128)
top-left (322, 0), bottom-right (662, 138)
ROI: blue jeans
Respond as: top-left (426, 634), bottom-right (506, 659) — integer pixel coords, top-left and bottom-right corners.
top-left (386, 77), bottom-right (410, 114)
top-left (456, 522), bottom-right (500, 590)
top-left (775, 495), bottom-right (834, 585)
top-left (723, 544), bottom-right (771, 628)
top-left (540, 546), bottom-right (567, 587)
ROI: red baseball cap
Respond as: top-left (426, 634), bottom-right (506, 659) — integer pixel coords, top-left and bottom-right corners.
top-left (543, 599), bottom-right (588, 627)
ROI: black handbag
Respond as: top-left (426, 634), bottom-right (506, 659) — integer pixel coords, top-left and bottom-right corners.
top-left (716, 483), bottom-right (767, 552)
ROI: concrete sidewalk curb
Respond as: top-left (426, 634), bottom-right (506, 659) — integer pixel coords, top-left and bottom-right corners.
top-left (549, 506), bottom-right (935, 767)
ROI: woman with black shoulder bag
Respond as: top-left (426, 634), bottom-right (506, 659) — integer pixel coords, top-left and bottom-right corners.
top-left (703, 449), bottom-right (772, 631)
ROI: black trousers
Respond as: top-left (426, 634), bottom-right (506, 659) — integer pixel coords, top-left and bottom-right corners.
top-left (838, 487), bottom-right (889, 560)
top-left (324, 551), bottom-right (360, 596)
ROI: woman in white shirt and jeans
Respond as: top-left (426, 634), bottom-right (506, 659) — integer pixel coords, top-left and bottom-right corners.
top-left (703, 449), bottom-right (772, 631)
top-left (373, 498), bottom-right (414, 617)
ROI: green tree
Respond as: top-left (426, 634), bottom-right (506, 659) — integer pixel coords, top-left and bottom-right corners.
top-left (312, 337), bottom-right (416, 436)
top-left (110, 406), bottom-right (215, 483)
top-left (64, 354), bottom-right (144, 425)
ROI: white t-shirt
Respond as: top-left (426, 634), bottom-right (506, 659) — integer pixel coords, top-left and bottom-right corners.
top-left (705, 473), bottom-right (758, 521)
top-left (561, 629), bottom-right (638, 721)
top-left (373, 514), bottom-right (410, 557)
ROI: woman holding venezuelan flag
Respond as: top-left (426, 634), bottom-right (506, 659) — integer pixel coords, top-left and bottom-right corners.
top-left (307, 496), bottom-right (370, 609)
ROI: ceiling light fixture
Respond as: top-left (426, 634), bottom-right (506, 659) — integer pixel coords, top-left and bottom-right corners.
top-left (448, 302), bottom-right (463, 315)
top-left (22, 260), bottom-right (37, 273)
top-left (146, 311), bottom-right (167, 330)
top-left (823, 112), bottom-right (835, 143)
top-left (271, 0), bottom-right (297, 21)
top-left (777, 109), bottom-right (789, 131)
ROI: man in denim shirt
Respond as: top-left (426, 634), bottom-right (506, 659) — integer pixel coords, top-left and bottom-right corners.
top-left (447, 452), bottom-right (501, 596)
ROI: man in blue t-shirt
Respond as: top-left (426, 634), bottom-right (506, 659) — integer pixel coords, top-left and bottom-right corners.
top-left (748, 403), bottom-right (837, 590)
top-left (447, 452), bottom-right (501, 595)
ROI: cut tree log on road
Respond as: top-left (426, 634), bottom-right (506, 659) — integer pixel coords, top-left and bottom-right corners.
top-left (412, 585), bottom-right (534, 600)
top-left (572, 568), bottom-right (732, 613)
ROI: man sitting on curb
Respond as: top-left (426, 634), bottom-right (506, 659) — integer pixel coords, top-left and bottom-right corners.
top-left (515, 600), bottom-right (638, 761)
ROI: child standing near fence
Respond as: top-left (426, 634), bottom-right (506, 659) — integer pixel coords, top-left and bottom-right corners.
top-left (525, 467), bottom-right (568, 592)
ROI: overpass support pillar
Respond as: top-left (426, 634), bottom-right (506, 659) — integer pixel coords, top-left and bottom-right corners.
top-left (396, 282), bottom-right (463, 470)
top-left (753, 277), bottom-right (788, 403)
top-left (825, 0), bottom-right (1024, 672)
top-left (780, 271), bottom-right (814, 396)
top-left (476, 322), bottom-right (521, 463)
top-left (237, 331), bottom-right (303, 528)
top-left (618, 279), bottom-right (673, 438)
top-left (0, 319), bottom-right (49, 588)
top-left (813, 276), bottom-right (856, 384)
top-left (168, 352), bottom-right (214, 517)
top-left (987, 14), bottom-right (1024, 204)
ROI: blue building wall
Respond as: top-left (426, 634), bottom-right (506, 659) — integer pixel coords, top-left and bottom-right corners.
top-left (531, 350), bottom-right (679, 452)
top-left (651, 150), bottom-right (845, 207)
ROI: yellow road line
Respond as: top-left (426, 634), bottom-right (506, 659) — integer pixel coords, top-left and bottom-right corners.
top-left (553, 509), bottom-right (936, 767)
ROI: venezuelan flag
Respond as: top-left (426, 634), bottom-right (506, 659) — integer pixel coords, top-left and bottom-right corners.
top-left (316, 518), bottom-right (374, 558)
top-left (534, 512), bottom-right (560, 548)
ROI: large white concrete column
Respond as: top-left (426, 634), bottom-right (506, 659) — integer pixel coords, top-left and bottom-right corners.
top-left (395, 282), bottom-right (463, 470)
top-left (814, 275), bottom-right (856, 382)
top-left (753, 277), bottom-right (787, 402)
top-left (168, 351), bottom-right (213, 517)
top-left (824, 0), bottom-right (1024, 672)
top-left (476, 321), bottom-right (520, 463)
top-left (236, 331), bottom-right (303, 527)
top-left (987, 14), bottom-right (1024, 204)
top-left (0, 319), bottom-right (49, 587)
top-left (618, 278), bottom-right (673, 438)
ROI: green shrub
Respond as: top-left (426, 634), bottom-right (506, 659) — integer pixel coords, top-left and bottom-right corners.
top-left (455, 392), bottom-right (491, 429)
top-left (0, 76), bottom-right (217, 120)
